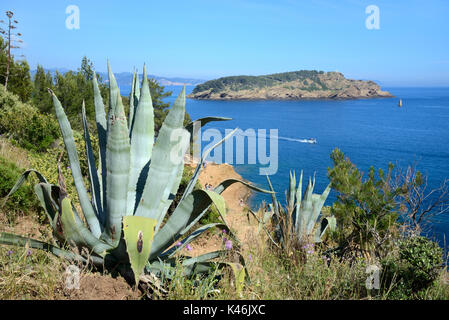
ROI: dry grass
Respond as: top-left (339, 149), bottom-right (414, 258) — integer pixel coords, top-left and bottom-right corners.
top-left (0, 137), bottom-right (30, 168)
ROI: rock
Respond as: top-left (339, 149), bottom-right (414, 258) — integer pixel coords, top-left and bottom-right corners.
top-left (187, 70), bottom-right (393, 100)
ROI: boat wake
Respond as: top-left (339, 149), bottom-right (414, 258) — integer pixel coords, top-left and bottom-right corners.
top-left (233, 131), bottom-right (317, 144)
top-left (278, 136), bottom-right (317, 144)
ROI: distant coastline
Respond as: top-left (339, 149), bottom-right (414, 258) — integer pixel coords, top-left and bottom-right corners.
top-left (188, 70), bottom-right (394, 100)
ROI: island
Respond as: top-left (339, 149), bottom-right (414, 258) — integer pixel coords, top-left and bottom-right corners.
top-left (187, 70), bottom-right (393, 100)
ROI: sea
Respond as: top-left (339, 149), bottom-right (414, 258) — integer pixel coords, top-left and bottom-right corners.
top-left (126, 85), bottom-right (449, 246)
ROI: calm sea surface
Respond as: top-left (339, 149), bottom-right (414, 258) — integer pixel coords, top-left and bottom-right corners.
top-left (155, 86), bottom-right (449, 244)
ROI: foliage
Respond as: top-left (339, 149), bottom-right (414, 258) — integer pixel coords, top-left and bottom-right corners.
top-left (0, 156), bottom-right (39, 220)
top-left (0, 36), bottom-right (33, 102)
top-left (0, 246), bottom-right (65, 299)
top-left (31, 56), bottom-right (108, 131)
top-left (31, 65), bottom-right (54, 114)
top-left (327, 148), bottom-right (400, 259)
top-left (381, 236), bottom-right (444, 298)
top-left (1, 62), bottom-right (269, 293)
top-left (28, 131), bottom-right (99, 205)
top-left (263, 171), bottom-right (335, 256)
top-left (0, 84), bottom-right (60, 152)
top-left (192, 70), bottom-right (327, 94)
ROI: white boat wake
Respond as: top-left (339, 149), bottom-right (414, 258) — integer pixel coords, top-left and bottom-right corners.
top-left (233, 131), bottom-right (317, 144)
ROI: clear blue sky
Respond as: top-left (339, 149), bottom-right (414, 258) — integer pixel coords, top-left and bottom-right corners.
top-left (1, 0), bottom-right (449, 86)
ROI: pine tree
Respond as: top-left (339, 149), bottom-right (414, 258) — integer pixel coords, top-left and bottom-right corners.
top-left (32, 65), bottom-right (54, 113)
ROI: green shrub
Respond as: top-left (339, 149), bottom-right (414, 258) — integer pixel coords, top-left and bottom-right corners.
top-left (29, 131), bottom-right (99, 205)
top-left (0, 156), bottom-right (39, 221)
top-left (381, 236), bottom-right (443, 298)
top-left (328, 148), bottom-right (399, 259)
top-left (0, 85), bottom-right (60, 152)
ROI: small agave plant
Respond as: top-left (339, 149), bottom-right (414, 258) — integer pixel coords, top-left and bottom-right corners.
top-left (0, 62), bottom-right (269, 290)
top-left (265, 170), bottom-right (336, 248)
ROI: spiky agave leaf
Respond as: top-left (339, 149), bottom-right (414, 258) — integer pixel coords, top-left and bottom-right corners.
top-left (0, 232), bottom-right (105, 265)
top-left (123, 216), bottom-right (157, 286)
top-left (92, 72), bottom-right (107, 213)
top-left (82, 102), bottom-right (104, 225)
top-left (49, 90), bottom-right (102, 238)
top-left (270, 171), bottom-right (334, 244)
top-left (127, 65), bottom-right (154, 216)
top-left (149, 189), bottom-right (227, 260)
top-left (103, 90), bottom-right (130, 246)
top-left (128, 68), bottom-right (140, 135)
top-left (134, 87), bottom-right (189, 229)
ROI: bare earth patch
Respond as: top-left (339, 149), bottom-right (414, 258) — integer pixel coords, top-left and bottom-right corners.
top-left (186, 161), bottom-right (258, 256)
top-left (63, 273), bottom-right (141, 300)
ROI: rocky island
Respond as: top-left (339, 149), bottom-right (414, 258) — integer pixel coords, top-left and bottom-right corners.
top-left (187, 70), bottom-right (393, 100)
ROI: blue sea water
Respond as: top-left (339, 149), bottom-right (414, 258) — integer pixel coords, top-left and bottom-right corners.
top-left (160, 86), bottom-right (449, 245)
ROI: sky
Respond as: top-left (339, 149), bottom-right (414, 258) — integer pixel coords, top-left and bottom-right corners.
top-left (1, 0), bottom-right (449, 86)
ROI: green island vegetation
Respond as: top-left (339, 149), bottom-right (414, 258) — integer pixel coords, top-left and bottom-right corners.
top-left (0, 26), bottom-right (448, 300)
top-left (192, 70), bottom-right (328, 94)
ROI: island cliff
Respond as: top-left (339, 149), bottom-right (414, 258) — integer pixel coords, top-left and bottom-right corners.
top-left (188, 70), bottom-right (393, 100)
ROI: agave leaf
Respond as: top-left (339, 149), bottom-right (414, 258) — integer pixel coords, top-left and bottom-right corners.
top-left (265, 175), bottom-right (279, 217)
top-left (33, 183), bottom-right (59, 229)
top-left (128, 70), bottom-right (136, 131)
top-left (224, 262), bottom-right (246, 295)
top-left (182, 250), bottom-right (226, 266)
top-left (314, 215), bottom-right (336, 243)
top-left (185, 116), bottom-right (232, 143)
top-left (104, 91), bottom-right (130, 246)
top-left (213, 178), bottom-right (272, 195)
top-left (145, 258), bottom-right (176, 279)
top-left (288, 171), bottom-right (296, 214)
top-left (293, 170), bottom-right (303, 234)
top-left (127, 65), bottom-right (154, 216)
top-left (123, 216), bottom-right (157, 286)
top-left (92, 73), bottom-right (107, 211)
top-left (204, 190), bottom-right (227, 222)
top-left (129, 69), bottom-right (141, 136)
top-left (135, 87), bottom-right (187, 225)
top-left (0, 232), bottom-right (105, 264)
top-left (248, 209), bottom-right (280, 248)
top-left (297, 177), bottom-right (314, 236)
top-left (82, 103), bottom-right (104, 226)
top-left (153, 154), bottom-right (186, 232)
top-left (107, 60), bottom-right (119, 120)
top-left (326, 215), bottom-right (337, 232)
top-left (154, 128), bottom-right (190, 231)
top-left (59, 197), bottom-right (112, 256)
top-left (177, 179), bottom-right (272, 239)
top-left (53, 91), bottom-right (104, 237)
top-left (182, 128), bottom-right (237, 201)
top-left (1, 169), bottom-right (48, 208)
top-left (306, 184), bottom-right (331, 234)
top-left (164, 223), bottom-right (231, 259)
top-left (150, 189), bottom-right (227, 260)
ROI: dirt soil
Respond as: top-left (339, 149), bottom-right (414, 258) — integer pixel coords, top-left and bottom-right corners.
top-left (63, 273), bottom-right (141, 300)
top-left (186, 161), bottom-right (259, 257)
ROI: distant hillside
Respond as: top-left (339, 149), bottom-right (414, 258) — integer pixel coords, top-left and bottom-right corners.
top-left (30, 68), bottom-right (205, 87)
top-left (188, 70), bottom-right (393, 100)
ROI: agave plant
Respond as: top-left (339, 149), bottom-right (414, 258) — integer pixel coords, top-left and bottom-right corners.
top-left (0, 62), bottom-right (270, 290)
top-left (265, 170), bottom-right (336, 248)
